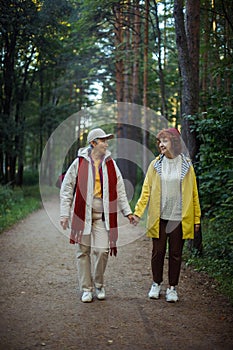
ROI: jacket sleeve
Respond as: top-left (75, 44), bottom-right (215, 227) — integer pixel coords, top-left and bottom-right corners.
top-left (114, 163), bottom-right (132, 217)
top-left (191, 167), bottom-right (201, 224)
top-left (60, 158), bottom-right (79, 218)
top-left (134, 162), bottom-right (153, 218)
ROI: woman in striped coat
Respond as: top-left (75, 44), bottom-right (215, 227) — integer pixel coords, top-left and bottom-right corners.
top-left (133, 128), bottom-right (201, 302)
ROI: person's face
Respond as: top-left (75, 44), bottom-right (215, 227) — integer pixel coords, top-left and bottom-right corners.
top-left (93, 138), bottom-right (108, 156)
top-left (158, 137), bottom-right (173, 158)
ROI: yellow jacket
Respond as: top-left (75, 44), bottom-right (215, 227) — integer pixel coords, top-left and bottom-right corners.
top-left (134, 154), bottom-right (201, 239)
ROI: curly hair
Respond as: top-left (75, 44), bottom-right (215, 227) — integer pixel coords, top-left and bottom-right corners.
top-left (156, 128), bottom-right (182, 157)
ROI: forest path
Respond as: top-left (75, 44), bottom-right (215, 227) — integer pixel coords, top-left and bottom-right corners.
top-left (0, 199), bottom-right (232, 350)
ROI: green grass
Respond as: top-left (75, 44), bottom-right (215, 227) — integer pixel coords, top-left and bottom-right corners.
top-left (0, 185), bottom-right (42, 233)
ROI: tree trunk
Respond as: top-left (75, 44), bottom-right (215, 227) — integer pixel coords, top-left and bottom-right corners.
top-left (142, 0), bottom-right (149, 173)
top-left (174, 0), bottom-right (201, 253)
top-left (132, 0), bottom-right (140, 105)
top-left (113, 1), bottom-right (140, 190)
top-left (113, 3), bottom-right (124, 104)
top-left (153, 0), bottom-right (167, 118)
top-left (173, 0), bottom-right (200, 160)
top-left (2, 31), bottom-right (16, 184)
top-left (123, 0), bottom-right (131, 103)
top-left (200, 0), bottom-right (209, 111)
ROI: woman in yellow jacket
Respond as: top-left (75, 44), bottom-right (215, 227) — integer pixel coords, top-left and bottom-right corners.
top-left (133, 128), bottom-right (201, 302)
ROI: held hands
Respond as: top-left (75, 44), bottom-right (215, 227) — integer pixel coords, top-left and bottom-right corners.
top-left (61, 215), bottom-right (139, 229)
top-left (128, 216), bottom-right (200, 231)
top-left (127, 214), bottom-right (140, 226)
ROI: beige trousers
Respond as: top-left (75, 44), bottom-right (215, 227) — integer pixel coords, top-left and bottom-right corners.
top-left (76, 198), bottom-right (109, 292)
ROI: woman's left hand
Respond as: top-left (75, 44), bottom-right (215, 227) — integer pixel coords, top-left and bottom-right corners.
top-left (194, 224), bottom-right (200, 233)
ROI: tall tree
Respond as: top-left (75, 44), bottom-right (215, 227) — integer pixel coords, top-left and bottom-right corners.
top-left (0, 0), bottom-right (72, 185)
top-left (132, 0), bottom-right (141, 105)
top-left (142, 0), bottom-right (149, 173)
top-left (173, 0), bottom-right (200, 160)
top-left (0, 0), bottom-right (38, 184)
top-left (152, 0), bottom-right (167, 117)
top-left (113, 2), bottom-right (124, 104)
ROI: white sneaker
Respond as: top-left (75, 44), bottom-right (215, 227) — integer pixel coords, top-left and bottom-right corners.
top-left (148, 282), bottom-right (161, 299)
top-left (166, 286), bottom-right (179, 302)
top-left (95, 287), bottom-right (106, 300)
top-left (81, 291), bottom-right (93, 303)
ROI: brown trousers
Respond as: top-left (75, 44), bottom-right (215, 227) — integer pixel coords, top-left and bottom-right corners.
top-left (151, 219), bottom-right (184, 286)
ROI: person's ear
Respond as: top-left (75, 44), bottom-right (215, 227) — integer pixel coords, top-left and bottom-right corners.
top-left (90, 140), bottom-right (97, 148)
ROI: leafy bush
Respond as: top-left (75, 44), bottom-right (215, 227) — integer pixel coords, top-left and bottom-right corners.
top-left (193, 104), bottom-right (233, 211)
top-left (0, 185), bottom-right (14, 214)
top-left (185, 98), bottom-right (233, 303)
top-left (23, 170), bottom-right (39, 186)
top-left (0, 185), bottom-right (41, 233)
top-left (185, 215), bottom-right (233, 303)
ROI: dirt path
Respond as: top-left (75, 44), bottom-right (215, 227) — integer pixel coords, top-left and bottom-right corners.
top-left (0, 200), bottom-right (232, 350)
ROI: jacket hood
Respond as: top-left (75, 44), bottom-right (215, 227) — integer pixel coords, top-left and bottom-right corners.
top-left (77, 146), bottom-right (112, 160)
top-left (154, 153), bottom-right (192, 180)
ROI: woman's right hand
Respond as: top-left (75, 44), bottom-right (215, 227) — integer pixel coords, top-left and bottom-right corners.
top-left (131, 215), bottom-right (140, 226)
top-left (60, 217), bottom-right (69, 230)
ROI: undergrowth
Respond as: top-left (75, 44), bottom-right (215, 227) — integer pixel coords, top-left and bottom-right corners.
top-left (184, 217), bottom-right (233, 304)
top-left (0, 185), bottom-right (42, 233)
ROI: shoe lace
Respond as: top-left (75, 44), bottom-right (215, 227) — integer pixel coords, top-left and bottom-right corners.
top-left (168, 288), bottom-right (177, 297)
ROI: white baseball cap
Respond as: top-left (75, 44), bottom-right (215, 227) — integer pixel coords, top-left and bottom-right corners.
top-left (87, 128), bottom-right (114, 143)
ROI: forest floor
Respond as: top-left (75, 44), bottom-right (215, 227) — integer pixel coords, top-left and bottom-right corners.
top-left (0, 198), bottom-right (232, 350)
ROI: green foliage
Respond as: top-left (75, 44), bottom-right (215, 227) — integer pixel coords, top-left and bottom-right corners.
top-left (184, 95), bottom-right (233, 303)
top-left (0, 186), bottom-right (16, 215)
top-left (199, 138), bottom-right (232, 216)
top-left (0, 185), bottom-right (41, 233)
top-left (187, 101), bottom-right (233, 217)
top-left (185, 217), bottom-right (233, 304)
top-left (23, 170), bottom-right (39, 186)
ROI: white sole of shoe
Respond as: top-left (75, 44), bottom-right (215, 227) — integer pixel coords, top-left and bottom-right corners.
top-left (148, 294), bottom-right (160, 299)
top-left (81, 298), bottom-right (93, 303)
top-left (96, 293), bottom-right (105, 300)
top-left (95, 288), bottom-right (105, 300)
top-left (166, 297), bottom-right (178, 302)
top-left (81, 293), bottom-right (93, 303)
